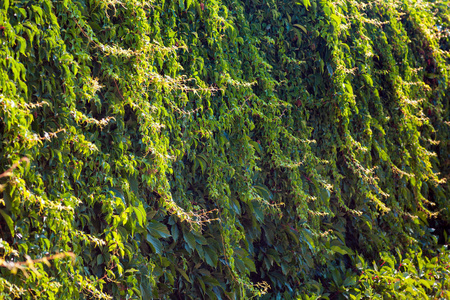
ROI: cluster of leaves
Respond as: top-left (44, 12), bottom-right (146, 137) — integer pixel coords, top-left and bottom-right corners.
top-left (236, 0), bottom-right (450, 296)
top-left (296, 245), bottom-right (450, 300)
top-left (352, 247), bottom-right (450, 299)
top-left (0, 0), bottom-right (449, 299)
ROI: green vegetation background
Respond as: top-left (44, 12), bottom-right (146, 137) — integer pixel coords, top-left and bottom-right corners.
top-left (0, 0), bottom-right (449, 298)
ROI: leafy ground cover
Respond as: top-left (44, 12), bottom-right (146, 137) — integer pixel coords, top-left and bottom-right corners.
top-left (0, 0), bottom-right (449, 298)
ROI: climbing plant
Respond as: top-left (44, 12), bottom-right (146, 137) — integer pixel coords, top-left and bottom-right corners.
top-left (0, 0), bottom-right (449, 299)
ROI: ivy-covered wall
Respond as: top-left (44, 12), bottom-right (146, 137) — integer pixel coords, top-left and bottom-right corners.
top-left (0, 0), bottom-right (449, 298)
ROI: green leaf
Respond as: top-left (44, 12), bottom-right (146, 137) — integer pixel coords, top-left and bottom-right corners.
top-left (419, 279), bottom-right (431, 289)
top-left (148, 220), bottom-right (171, 238)
top-left (171, 224), bottom-right (180, 241)
top-left (281, 262), bottom-right (289, 275)
top-left (344, 82), bottom-right (353, 94)
top-left (251, 201), bottom-right (265, 223)
top-left (330, 14), bottom-right (341, 26)
top-left (286, 226), bottom-right (300, 245)
top-left (204, 247), bottom-right (218, 267)
top-left (254, 184), bottom-right (272, 200)
top-left (343, 276), bottom-right (357, 287)
top-left (146, 234), bottom-right (163, 254)
top-left (202, 276), bottom-right (221, 287)
top-left (293, 24), bottom-right (307, 34)
top-left (17, 37), bottom-right (27, 55)
top-left (140, 281), bottom-right (153, 299)
top-left (379, 148), bottom-right (389, 162)
top-left (363, 74), bottom-right (374, 87)
top-left (128, 175), bottom-right (139, 194)
top-left (0, 209), bottom-right (14, 237)
top-left (196, 154), bottom-right (208, 174)
top-left (297, 0), bottom-right (310, 10)
top-left (97, 254), bottom-right (104, 265)
top-left (242, 256), bottom-right (256, 272)
top-left (109, 188), bottom-right (126, 207)
top-left (2, 0), bottom-right (9, 9)
top-left (183, 230), bottom-right (196, 252)
top-left (176, 266), bottom-right (191, 282)
top-left (302, 229), bottom-right (315, 251)
top-left (327, 63), bottom-right (333, 77)
top-left (362, 214), bottom-right (373, 230)
top-left (133, 206), bottom-right (146, 227)
top-left (331, 245), bottom-right (351, 256)
top-left (249, 140), bottom-right (262, 154)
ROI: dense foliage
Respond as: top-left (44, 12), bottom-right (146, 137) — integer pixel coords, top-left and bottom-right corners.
top-left (0, 0), bottom-right (449, 298)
